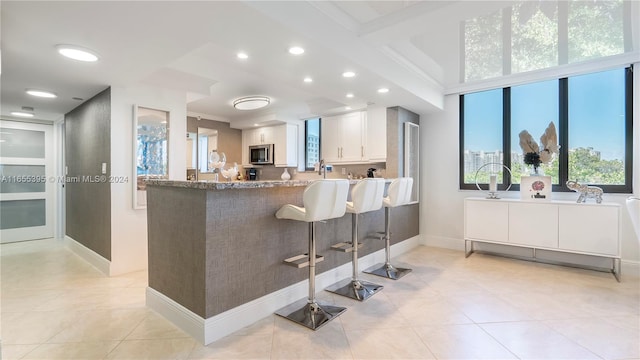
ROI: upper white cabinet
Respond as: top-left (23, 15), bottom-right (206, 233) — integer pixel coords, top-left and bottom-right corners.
top-left (244, 126), bottom-right (274, 146)
top-left (273, 124), bottom-right (298, 167)
top-left (366, 107), bottom-right (387, 162)
top-left (242, 124), bottom-right (298, 166)
top-left (321, 111), bottom-right (366, 164)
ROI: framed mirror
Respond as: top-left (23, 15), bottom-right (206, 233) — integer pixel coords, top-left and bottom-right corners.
top-left (404, 122), bottom-right (419, 203)
top-left (197, 127), bottom-right (218, 173)
top-left (133, 105), bottom-right (169, 209)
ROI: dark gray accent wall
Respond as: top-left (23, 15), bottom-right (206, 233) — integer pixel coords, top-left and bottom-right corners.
top-left (65, 88), bottom-right (111, 260)
top-left (187, 117), bottom-right (242, 167)
top-left (147, 184), bottom-right (419, 318)
top-left (386, 106), bottom-right (420, 178)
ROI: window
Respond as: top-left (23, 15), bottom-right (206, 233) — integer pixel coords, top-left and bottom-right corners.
top-left (460, 66), bottom-right (633, 193)
top-left (510, 79), bottom-right (559, 184)
top-left (305, 118), bottom-right (321, 171)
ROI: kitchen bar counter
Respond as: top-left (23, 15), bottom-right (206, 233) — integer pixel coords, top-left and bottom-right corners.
top-left (145, 178), bottom-right (419, 344)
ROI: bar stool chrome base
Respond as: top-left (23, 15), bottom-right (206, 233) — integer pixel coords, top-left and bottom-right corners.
top-left (275, 299), bottom-right (346, 330)
top-left (364, 263), bottom-right (412, 280)
top-left (326, 278), bottom-right (383, 301)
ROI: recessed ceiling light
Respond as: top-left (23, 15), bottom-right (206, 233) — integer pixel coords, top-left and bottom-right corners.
top-left (342, 71), bottom-right (356, 78)
top-left (303, 77), bottom-right (313, 83)
top-left (233, 96), bottom-right (270, 110)
top-left (26, 89), bottom-right (57, 98)
top-left (346, 93), bottom-right (354, 98)
top-left (11, 111), bottom-right (34, 118)
top-left (254, 123), bottom-right (259, 127)
top-left (377, 88), bottom-right (389, 93)
top-left (345, 106), bottom-right (352, 110)
top-left (56, 45), bottom-right (99, 62)
top-left (288, 46), bottom-right (305, 55)
top-left (237, 52), bottom-right (249, 59)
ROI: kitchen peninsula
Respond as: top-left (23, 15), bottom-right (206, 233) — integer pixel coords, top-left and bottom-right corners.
top-left (145, 179), bottom-right (419, 344)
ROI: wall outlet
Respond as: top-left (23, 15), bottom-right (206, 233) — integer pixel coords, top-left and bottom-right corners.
top-left (101, 163), bottom-right (107, 174)
top-left (341, 168), bottom-right (346, 175)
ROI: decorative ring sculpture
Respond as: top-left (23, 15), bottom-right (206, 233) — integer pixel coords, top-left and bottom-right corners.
top-left (474, 163), bottom-right (512, 199)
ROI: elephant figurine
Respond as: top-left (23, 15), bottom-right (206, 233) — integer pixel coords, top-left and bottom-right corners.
top-left (566, 180), bottom-right (603, 204)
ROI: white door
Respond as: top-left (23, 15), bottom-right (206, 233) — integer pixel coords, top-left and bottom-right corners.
top-left (0, 121), bottom-right (54, 243)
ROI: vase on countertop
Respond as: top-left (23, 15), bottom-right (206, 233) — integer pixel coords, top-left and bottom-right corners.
top-left (281, 168), bottom-right (291, 180)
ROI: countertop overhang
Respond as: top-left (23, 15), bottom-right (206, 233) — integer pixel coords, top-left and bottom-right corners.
top-left (145, 178), bottom-right (389, 190)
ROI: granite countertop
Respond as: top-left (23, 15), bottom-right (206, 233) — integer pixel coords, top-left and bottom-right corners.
top-left (145, 178), bottom-right (389, 190)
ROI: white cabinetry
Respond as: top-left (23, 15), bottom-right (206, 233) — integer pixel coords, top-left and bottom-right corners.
top-left (321, 111), bottom-right (366, 164)
top-left (464, 198), bottom-right (621, 279)
top-left (366, 107), bottom-right (387, 162)
top-left (464, 201), bottom-right (508, 242)
top-left (508, 202), bottom-right (558, 248)
top-left (559, 205), bottom-right (619, 256)
top-left (273, 124), bottom-right (298, 167)
top-left (244, 127), bottom-right (274, 146)
top-left (242, 125), bottom-right (298, 167)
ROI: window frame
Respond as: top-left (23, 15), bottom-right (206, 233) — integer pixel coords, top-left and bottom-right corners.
top-left (460, 65), bottom-right (633, 193)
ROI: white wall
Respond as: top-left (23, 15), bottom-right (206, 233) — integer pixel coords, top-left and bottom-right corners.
top-left (110, 85), bottom-right (186, 275)
top-left (420, 71), bottom-right (640, 270)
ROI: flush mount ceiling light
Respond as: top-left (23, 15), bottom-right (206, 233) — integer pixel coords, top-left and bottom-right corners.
top-left (56, 44), bottom-right (99, 62)
top-left (303, 77), bottom-right (313, 83)
top-left (26, 89), bottom-right (57, 98)
top-left (237, 52), bottom-right (249, 59)
top-left (346, 93), bottom-right (354, 98)
top-left (233, 96), bottom-right (270, 110)
top-left (11, 111), bottom-right (34, 118)
top-left (377, 88), bottom-right (389, 93)
top-left (342, 71), bottom-right (356, 78)
top-left (288, 46), bottom-right (305, 55)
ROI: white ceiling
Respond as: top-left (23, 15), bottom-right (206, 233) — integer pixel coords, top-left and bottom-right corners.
top-left (0, 1), bottom-right (495, 126)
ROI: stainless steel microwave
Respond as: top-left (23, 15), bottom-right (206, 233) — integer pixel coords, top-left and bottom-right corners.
top-left (249, 144), bottom-right (274, 165)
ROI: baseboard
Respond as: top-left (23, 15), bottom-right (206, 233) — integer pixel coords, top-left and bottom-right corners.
top-left (65, 235), bottom-right (110, 276)
top-left (622, 259), bottom-right (640, 278)
top-left (147, 235), bottom-right (420, 345)
top-left (423, 235), bottom-right (465, 251)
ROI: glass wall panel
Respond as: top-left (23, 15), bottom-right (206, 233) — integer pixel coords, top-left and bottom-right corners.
top-left (0, 128), bottom-right (45, 158)
top-left (512, 1), bottom-right (558, 73)
top-left (464, 9), bottom-right (503, 82)
top-left (568, 0), bottom-right (624, 63)
top-left (0, 199), bottom-right (46, 229)
top-left (0, 165), bottom-right (46, 193)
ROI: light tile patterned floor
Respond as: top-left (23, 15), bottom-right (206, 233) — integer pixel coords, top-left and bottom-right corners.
top-left (1, 238), bottom-right (638, 359)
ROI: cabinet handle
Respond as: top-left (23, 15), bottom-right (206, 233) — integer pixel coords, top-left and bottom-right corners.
top-left (361, 146), bottom-right (364, 157)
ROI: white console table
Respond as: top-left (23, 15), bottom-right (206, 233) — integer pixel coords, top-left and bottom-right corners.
top-left (464, 197), bottom-right (621, 281)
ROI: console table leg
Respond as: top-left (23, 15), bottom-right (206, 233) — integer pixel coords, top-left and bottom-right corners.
top-left (612, 258), bottom-right (621, 282)
top-left (465, 240), bottom-right (474, 258)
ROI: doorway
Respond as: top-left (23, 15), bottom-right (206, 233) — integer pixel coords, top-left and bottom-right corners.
top-left (0, 120), bottom-right (54, 243)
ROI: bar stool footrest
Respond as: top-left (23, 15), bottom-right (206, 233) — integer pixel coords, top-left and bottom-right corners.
top-left (331, 242), bottom-right (363, 252)
top-left (283, 254), bottom-right (324, 268)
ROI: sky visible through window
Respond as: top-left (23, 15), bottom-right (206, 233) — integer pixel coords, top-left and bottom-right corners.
top-left (465, 68), bottom-right (625, 161)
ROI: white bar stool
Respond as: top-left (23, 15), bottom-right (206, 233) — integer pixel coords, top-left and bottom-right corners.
top-left (364, 177), bottom-right (413, 280)
top-left (326, 178), bottom-right (386, 301)
top-left (274, 179), bottom-right (350, 330)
